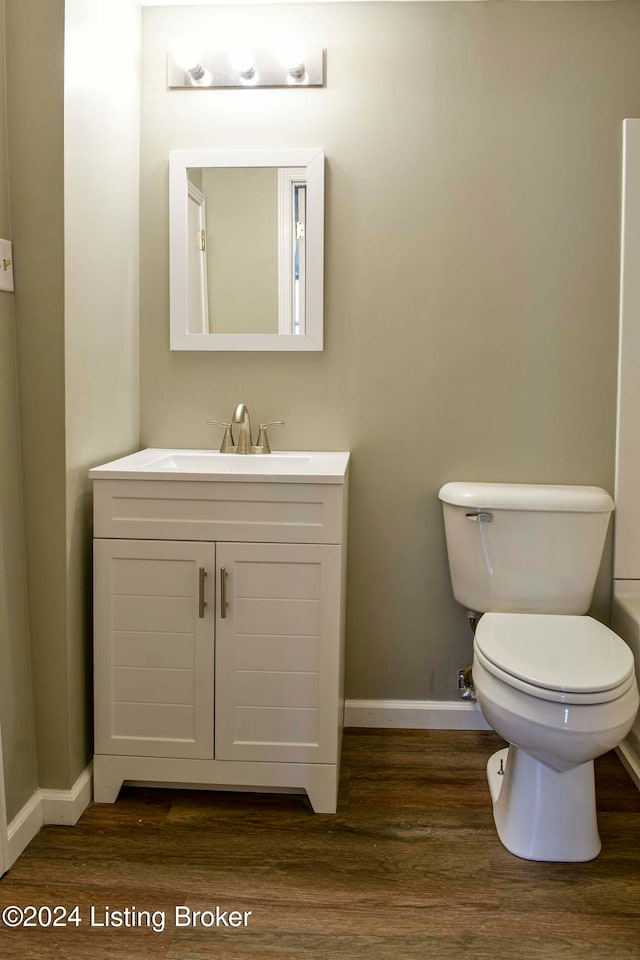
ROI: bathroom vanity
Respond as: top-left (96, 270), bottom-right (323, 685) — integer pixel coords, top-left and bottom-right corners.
top-left (90, 449), bottom-right (349, 813)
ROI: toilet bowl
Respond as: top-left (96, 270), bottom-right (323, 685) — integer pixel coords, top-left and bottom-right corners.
top-left (473, 613), bottom-right (639, 861)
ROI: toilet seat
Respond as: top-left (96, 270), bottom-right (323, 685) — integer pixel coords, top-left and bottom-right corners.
top-left (473, 645), bottom-right (635, 705)
top-left (474, 613), bottom-right (635, 705)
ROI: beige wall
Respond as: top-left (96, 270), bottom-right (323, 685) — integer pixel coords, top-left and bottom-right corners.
top-left (6, 0), bottom-right (73, 791)
top-left (141, 2), bottom-right (640, 702)
top-left (0, 0), bottom-right (38, 822)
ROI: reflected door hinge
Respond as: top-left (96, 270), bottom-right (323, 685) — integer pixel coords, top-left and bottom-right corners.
top-left (295, 221), bottom-right (305, 240)
top-left (199, 229), bottom-right (206, 252)
top-left (0, 239), bottom-right (14, 292)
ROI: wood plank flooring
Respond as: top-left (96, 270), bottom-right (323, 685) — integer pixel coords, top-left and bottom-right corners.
top-left (1, 729), bottom-right (639, 960)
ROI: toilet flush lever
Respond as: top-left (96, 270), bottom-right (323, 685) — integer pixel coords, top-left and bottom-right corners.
top-left (466, 511), bottom-right (493, 523)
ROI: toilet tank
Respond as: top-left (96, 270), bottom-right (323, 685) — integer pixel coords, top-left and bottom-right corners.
top-left (438, 482), bottom-right (614, 615)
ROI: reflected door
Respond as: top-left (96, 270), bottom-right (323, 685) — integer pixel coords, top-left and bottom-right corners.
top-left (187, 183), bottom-right (209, 334)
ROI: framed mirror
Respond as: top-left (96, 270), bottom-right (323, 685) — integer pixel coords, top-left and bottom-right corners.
top-left (169, 148), bottom-right (324, 351)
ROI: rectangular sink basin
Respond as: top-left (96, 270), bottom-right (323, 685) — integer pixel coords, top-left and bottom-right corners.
top-left (89, 448), bottom-right (350, 484)
top-left (153, 452), bottom-right (311, 472)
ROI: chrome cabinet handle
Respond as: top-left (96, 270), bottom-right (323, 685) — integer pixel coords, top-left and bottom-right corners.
top-left (220, 566), bottom-right (228, 619)
top-left (198, 566), bottom-right (207, 619)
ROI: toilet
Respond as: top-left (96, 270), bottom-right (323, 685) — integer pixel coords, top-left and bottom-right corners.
top-left (438, 481), bottom-right (639, 862)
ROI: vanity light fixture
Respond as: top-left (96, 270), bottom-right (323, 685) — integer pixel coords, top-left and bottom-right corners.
top-left (168, 47), bottom-right (324, 89)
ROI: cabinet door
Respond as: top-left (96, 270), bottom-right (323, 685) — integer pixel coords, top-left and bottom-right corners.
top-left (94, 539), bottom-right (215, 759)
top-left (215, 542), bottom-right (342, 764)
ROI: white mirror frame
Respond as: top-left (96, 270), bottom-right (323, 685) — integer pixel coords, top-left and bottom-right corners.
top-left (169, 148), bottom-right (324, 351)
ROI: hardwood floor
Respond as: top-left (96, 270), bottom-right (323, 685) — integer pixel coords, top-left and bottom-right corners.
top-left (1, 729), bottom-right (639, 960)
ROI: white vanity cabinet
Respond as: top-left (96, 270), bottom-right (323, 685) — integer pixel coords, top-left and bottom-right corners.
top-left (90, 451), bottom-right (349, 814)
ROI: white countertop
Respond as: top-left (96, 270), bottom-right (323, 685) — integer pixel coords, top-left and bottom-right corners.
top-left (89, 448), bottom-right (350, 484)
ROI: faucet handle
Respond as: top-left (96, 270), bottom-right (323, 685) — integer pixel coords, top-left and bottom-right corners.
top-left (207, 419), bottom-right (235, 453)
top-left (256, 421), bottom-right (284, 455)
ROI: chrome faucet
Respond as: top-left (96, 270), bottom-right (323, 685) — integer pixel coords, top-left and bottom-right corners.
top-left (207, 403), bottom-right (284, 454)
top-left (233, 402), bottom-right (253, 455)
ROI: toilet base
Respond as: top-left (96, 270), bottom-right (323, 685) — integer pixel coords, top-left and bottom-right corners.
top-left (486, 746), bottom-right (601, 862)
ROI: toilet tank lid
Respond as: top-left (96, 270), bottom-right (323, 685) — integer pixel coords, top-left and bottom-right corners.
top-left (438, 482), bottom-right (614, 513)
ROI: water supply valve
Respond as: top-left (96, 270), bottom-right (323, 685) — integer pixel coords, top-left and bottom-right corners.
top-left (458, 665), bottom-right (476, 701)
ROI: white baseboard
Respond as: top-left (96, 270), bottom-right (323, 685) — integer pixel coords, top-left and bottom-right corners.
top-left (6, 763), bottom-right (93, 870)
top-left (617, 738), bottom-right (640, 792)
top-left (6, 792), bottom-right (43, 870)
top-left (40, 763), bottom-right (93, 826)
top-left (344, 698), bottom-right (491, 731)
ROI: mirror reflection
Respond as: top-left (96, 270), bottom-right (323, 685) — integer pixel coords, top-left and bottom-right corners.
top-left (186, 166), bottom-right (307, 336)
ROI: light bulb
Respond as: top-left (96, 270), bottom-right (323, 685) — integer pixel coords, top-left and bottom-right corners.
top-left (172, 44), bottom-right (204, 73)
top-left (278, 45), bottom-right (306, 81)
top-left (288, 63), bottom-right (306, 82)
top-left (229, 49), bottom-right (256, 81)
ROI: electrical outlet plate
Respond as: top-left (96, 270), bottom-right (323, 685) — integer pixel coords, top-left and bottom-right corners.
top-left (0, 239), bottom-right (14, 293)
